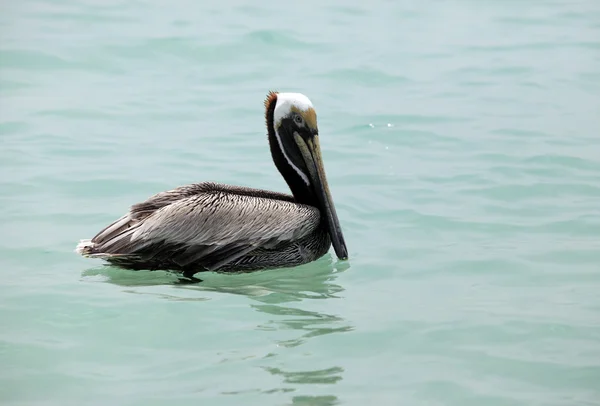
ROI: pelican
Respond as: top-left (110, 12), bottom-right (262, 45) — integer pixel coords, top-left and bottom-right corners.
top-left (76, 91), bottom-right (348, 280)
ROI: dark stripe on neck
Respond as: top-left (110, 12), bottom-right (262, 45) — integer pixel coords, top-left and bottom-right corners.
top-left (265, 96), bottom-right (317, 207)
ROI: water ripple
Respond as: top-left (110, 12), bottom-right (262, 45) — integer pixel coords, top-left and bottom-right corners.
top-left (2, 0), bottom-right (600, 405)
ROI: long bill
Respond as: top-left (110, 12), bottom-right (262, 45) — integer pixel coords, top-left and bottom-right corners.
top-left (294, 133), bottom-right (348, 260)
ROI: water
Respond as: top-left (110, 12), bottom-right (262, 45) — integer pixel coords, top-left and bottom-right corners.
top-left (1, 0), bottom-right (600, 404)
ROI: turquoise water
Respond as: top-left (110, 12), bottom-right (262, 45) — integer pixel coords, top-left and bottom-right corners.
top-left (2, 0), bottom-right (600, 404)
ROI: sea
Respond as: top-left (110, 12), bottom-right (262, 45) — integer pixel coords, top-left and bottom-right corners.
top-left (1, 1), bottom-right (599, 405)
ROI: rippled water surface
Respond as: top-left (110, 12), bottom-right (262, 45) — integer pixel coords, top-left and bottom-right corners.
top-left (2, 1), bottom-right (600, 405)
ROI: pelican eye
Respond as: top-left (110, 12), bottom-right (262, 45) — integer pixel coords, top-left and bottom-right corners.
top-left (293, 114), bottom-right (304, 126)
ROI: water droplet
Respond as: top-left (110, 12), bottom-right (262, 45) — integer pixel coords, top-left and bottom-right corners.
top-left (387, 123), bottom-right (393, 127)
top-left (368, 123), bottom-right (375, 128)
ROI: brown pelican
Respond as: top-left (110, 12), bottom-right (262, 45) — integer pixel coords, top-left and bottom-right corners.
top-left (76, 91), bottom-right (348, 280)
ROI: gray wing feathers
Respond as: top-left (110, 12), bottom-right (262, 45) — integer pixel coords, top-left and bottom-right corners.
top-left (88, 183), bottom-right (320, 270)
top-left (129, 183), bottom-right (211, 218)
top-left (89, 185), bottom-right (200, 244)
top-left (131, 192), bottom-right (319, 249)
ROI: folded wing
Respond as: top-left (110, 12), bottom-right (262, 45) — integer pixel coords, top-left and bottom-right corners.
top-left (78, 183), bottom-right (321, 271)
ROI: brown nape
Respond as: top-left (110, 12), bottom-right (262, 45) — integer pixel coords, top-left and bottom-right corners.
top-left (264, 90), bottom-right (278, 129)
top-left (264, 90), bottom-right (278, 108)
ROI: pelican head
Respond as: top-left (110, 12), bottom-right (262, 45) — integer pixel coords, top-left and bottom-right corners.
top-left (265, 91), bottom-right (348, 260)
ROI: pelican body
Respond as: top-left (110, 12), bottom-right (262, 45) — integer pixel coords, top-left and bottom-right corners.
top-left (76, 91), bottom-right (348, 278)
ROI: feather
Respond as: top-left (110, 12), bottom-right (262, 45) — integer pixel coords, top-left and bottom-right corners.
top-left (79, 182), bottom-right (323, 272)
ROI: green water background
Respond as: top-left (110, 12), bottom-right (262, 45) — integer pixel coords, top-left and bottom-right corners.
top-left (1, 1), bottom-right (599, 405)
